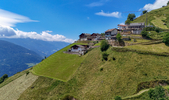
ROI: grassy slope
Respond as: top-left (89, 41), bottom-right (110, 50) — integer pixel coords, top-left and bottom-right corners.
top-left (32, 43), bottom-right (87, 82)
top-left (125, 43), bottom-right (169, 53)
top-left (19, 47), bottom-right (169, 100)
top-left (132, 6), bottom-right (169, 29)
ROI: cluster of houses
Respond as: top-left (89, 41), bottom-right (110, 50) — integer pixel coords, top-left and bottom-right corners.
top-left (67, 22), bottom-right (152, 55)
top-left (79, 22), bottom-right (146, 41)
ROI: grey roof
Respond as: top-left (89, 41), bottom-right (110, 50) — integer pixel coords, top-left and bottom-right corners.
top-left (129, 22), bottom-right (145, 26)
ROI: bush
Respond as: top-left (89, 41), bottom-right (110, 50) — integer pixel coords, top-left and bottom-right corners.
top-left (141, 30), bottom-right (148, 37)
top-left (102, 52), bottom-right (109, 61)
top-left (100, 68), bottom-right (103, 71)
top-left (128, 36), bottom-right (131, 41)
top-left (62, 95), bottom-right (76, 100)
top-left (0, 74), bottom-right (8, 84)
top-left (155, 27), bottom-right (161, 33)
top-left (26, 71), bottom-right (30, 76)
top-left (133, 39), bottom-right (137, 42)
top-left (148, 86), bottom-right (166, 100)
top-left (100, 40), bottom-right (109, 52)
top-left (114, 96), bottom-right (122, 100)
top-left (163, 33), bottom-right (169, 46)
top-left (116, 33), bottom-right (122, 42)
top-left (113, 57), bottom-right (116, 61)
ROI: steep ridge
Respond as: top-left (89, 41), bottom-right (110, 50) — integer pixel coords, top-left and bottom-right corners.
top-left (0, 40), bottom-right (42, 77)
top-left (0, 38), bottom-right (69, 57)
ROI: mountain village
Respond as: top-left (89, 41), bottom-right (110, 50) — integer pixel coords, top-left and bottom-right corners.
top-left (68, 22), bottom-right (152, 55)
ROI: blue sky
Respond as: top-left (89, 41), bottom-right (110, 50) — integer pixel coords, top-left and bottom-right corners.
top-left (0, 0), bottom-right (168, 43)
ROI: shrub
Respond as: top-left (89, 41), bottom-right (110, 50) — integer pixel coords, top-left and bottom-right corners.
top-left (133, 39), bottom-right (137, 42)
top-left (148, 86), bottom-right (166, 100)
top-left (62, 95), bottom-right (75, 100)
top-left (163, 33), bottom-right (169, 46)
top-left (0, 74), bottom-right (8, 84)
top-left (116, 33), bottom-right (122, 42)
top-left (155, 27), bottom-right (161, 33)
top-left (128, 36), bottom-right (131, 41)
top-left (26, 71), bottom-right (30, 76)
top-left (102, 52), bottom-right (109, 61)
top-left (100, 40), bottom-right (109, 52)
top-left (114, 96), bottom-right (122, 100)
top-left (100, 68), bottom-right (103, 71)
top-left (141, 30), bottom-right (148, 37)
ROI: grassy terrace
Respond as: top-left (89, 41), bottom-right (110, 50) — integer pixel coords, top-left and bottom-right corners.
top-left (125, 39), bottom-right (151, 44)
top-left (125, 43), bottom-right (169, 53)
top-left (19, 47), bottom-right (169, 100)
top-left (32, 43), bottom-right (88, 82)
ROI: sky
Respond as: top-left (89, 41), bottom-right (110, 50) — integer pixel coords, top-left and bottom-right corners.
top-left (0, 0), bottom-right (168, 43)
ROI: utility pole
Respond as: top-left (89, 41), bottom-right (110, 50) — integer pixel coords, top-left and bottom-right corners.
top-left (146, 12), bottom-right (147, 27)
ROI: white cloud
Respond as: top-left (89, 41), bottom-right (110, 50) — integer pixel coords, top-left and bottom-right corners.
top-left (0, 25), bottom-right (75, 43)
top-left (86, 0), bottom-right (109, 7)
top-left (87, 17), bottom-right (90, 20)
top-left (95, 10), bottom-right (121, 18)
top-left (142, 0), bottom-right (169, 11)
top-left (0, 9), bottom-right (38, 27)
top-left (120, 23), bottom-right (125, 25)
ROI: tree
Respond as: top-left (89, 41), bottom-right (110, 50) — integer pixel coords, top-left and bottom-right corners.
top-left (142, 10), bottom-right (147, 14)
top-left (116, 33), bottom-right (122, 42)
top-left (100, 40), bottom-right (109, 52)
top-left (167, 1), bottom-right (169, 6)
top-left (101, 33), bottom-right (105, 36)
top-left (125, 14), bottom-right (136, 24)
top-left (125, 19), bottom-right (131, 24)
top-left (127, 14), bottom-right (136, 21)
top-left (163, 33), bottom-right (169, 46)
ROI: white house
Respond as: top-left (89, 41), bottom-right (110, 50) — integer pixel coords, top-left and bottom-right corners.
top-left (70, 45), bottom-right (89, 55)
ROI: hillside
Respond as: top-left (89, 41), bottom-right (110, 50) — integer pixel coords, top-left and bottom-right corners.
top-left (0, 40), bottom-right (42, 77)
top-left (17, 44), bottom-right (169, 100)
top-left (32, 43), bottom-right (88, 81)
top-left (132, 6), bottom-right (169, 29)
top-left (0, 38), bottom-right (69, 57)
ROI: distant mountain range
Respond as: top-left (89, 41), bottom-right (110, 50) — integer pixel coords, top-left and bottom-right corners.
top-left (0, 40), bottom-right (43, 77)
top-left (0, 38), bottom-right (70, 57)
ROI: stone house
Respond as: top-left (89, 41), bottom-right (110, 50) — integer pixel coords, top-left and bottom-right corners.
top-left (105, 29), bottom-right (118, 40)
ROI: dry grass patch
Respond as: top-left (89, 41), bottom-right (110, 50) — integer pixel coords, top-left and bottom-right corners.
top-left (0, 73), bottom-right (38, 100)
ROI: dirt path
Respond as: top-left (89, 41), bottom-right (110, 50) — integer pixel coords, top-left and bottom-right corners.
top-left (0, 73), bottom-right (38, 100)
top-left (122, 89), bottom-right (149, 99)
top-left (122, 85), bottom-right (169, 99)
